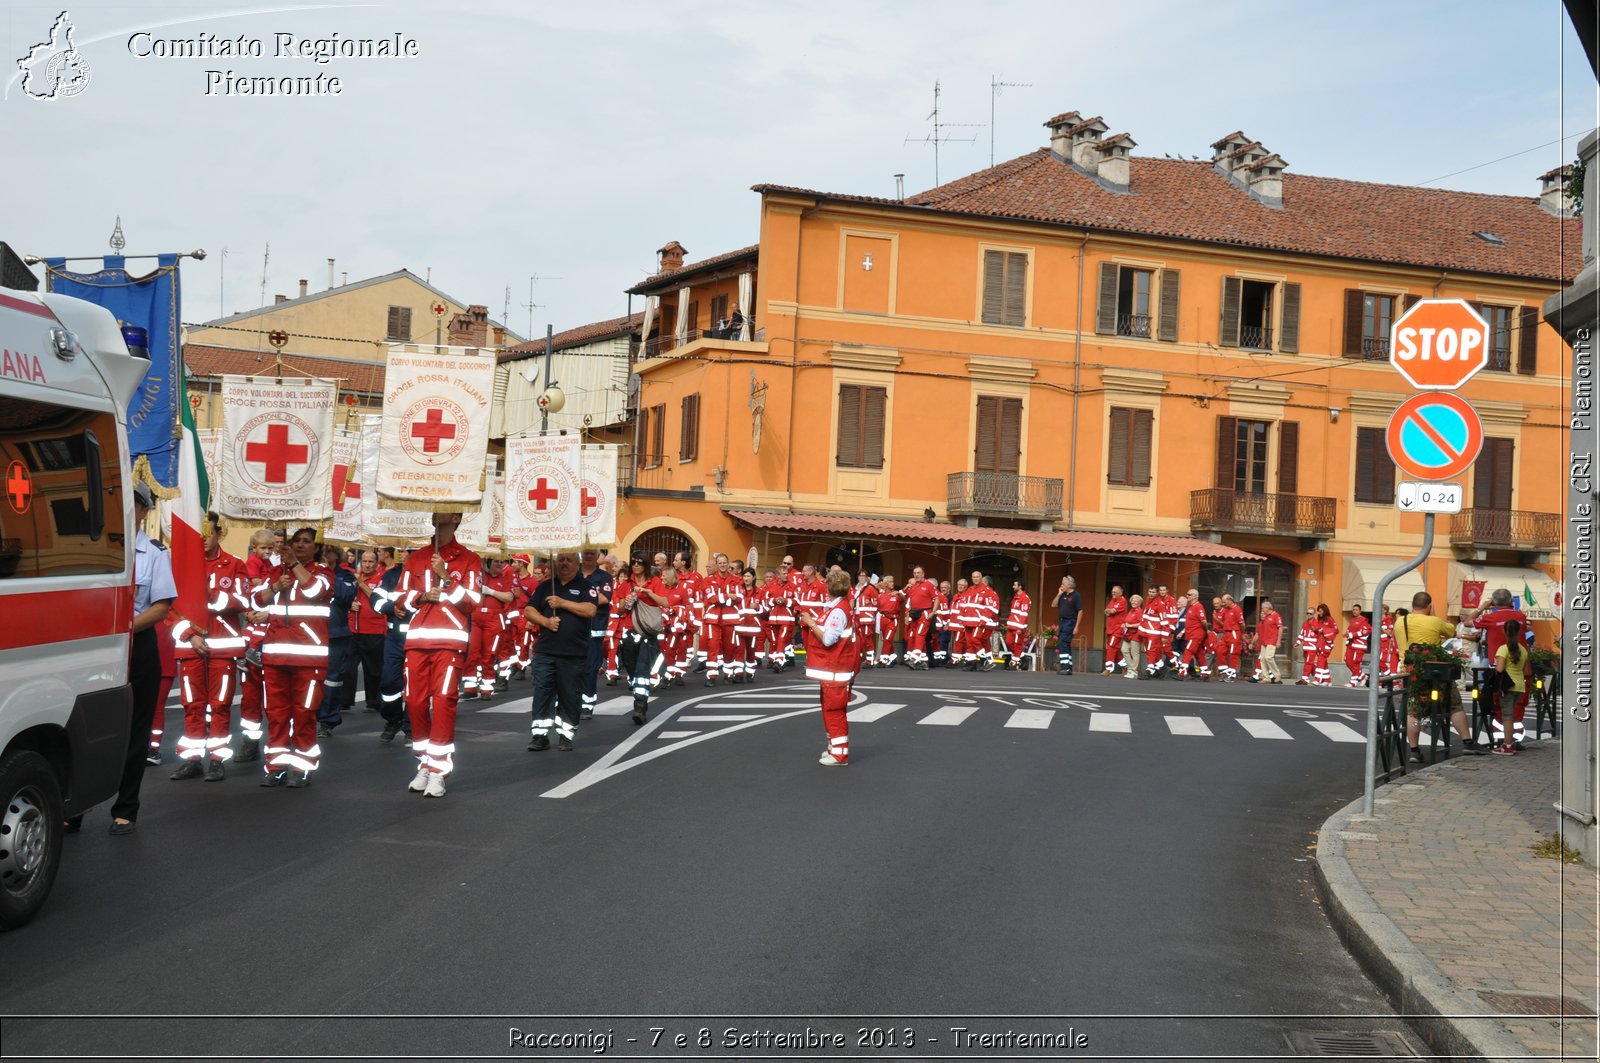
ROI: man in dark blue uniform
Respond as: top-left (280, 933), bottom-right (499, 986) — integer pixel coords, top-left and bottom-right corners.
top-left (525, 553), bottom-right (597, 753)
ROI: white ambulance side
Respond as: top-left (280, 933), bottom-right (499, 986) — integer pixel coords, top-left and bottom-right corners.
top-left (0, 288), bottom-right (148, 930)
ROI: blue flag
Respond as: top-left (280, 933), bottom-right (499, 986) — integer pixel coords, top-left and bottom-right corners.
top-left (44, 254), bottom-right (183, 487)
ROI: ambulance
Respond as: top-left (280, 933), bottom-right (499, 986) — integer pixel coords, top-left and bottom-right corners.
top-left (0, 286), bottom-right (147, 929)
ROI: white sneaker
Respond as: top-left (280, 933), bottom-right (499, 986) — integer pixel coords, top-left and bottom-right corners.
top-left (818, 752), bottom-right (847, 766)
top-left (407, 765), bottom-right (430, 793)
top-left (423, 772), bottom-right (446, 798)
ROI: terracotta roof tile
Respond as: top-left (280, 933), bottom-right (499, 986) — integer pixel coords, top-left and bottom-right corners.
top-left (1043, 110), bottom-right (1081, 128)
top-left (1094, 132), bottom-right (1136, 152)
top-left (759, 150), bottom-right (1580, 282)
top-left (1065, 115), bottom-right (1107, 136)
top-left (184, 344), bottom-right (385, 395)
top-left (1211, 131), bottom-right (1249, 149)
top-left (726, 510), bottom-right (1265, 562)
top-left (628, 244), bottom-right (760, 295)
top-left (501, 312), bottom-right (644, 363)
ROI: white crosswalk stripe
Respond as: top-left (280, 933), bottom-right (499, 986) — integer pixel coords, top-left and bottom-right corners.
top-left (1164, 715), bottom-right (1212, 736)
top-left (1308, 721), bottom-right (1366, 743)
top-left (677, 715), bottom-right (764, 722)
top-left (1004, 708), bottom-right (1054, 729)
top-left (918, 705), bottom-right (979, 726)
top-left (1237, 718), bottom-right (1293, 740)
top-left (1088, 712), bottom-right (1132, 733)
top-left (846, 703), bottom-right (905, 723)
top-left (657, 731), bottom-right (700, 740)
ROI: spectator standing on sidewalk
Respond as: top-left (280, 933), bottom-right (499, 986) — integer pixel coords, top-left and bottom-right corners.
top-left (1254, 600), bottom-right (1283, 684)
top-left (1397, 592), bottom-right (1480, 762)
top-left (1491, 620), bottom-right (1529, 756)
top-left (1050, 577), bottom-right (1082, 675)
top-left (1475, 588), bottom-right (1532, 749)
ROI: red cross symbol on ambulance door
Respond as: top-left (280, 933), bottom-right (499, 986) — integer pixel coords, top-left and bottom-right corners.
top-left (527, 477), bottom-right (559, 510)
top-left (244, 423), bottom-right (309, 484)
top-left (410, 408), bottom-right (458, 454)
top-left (5, 461), bottom-right (31, 514)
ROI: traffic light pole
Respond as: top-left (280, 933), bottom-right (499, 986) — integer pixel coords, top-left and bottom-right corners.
top-left (1363, 512), bottom-right (1434, 818)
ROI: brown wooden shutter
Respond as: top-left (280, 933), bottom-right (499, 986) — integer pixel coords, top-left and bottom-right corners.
top-left (1342, 289), bottom-right (1364, 357)
top-left (679, 394), bottom-right (699, 462)
top-left (1095, 262), bottom-right (1118, 334)
top-left (1107, 408), bottom-right (1130, 485)
top-left (981, 251), bottom-right (1004, 325)
top-left (1354, 428), bottom-right (1376, 503)
top-left (1375, 432), bottom-right (1395, 505)
top-left (1279, 282), bottom-right (1301, 353)
top-left (1219, 277), bottom-right (1242, 347)
top-left (999, 397), bottom-right (1022, 473)
top-left (1131, 408), bottom-right (1152, 487)
top-left (1215, 416), bottom-right (1238, 488)
top-left (975, 395), bottom-right (999, 470)
top-left (1157, 269), bottom-right (1181, 342)
top-left (1277, 422), bottom-right (1299, 494)
top-left (837, 384), bottom-right (862, 466)
top-left (649, 404), bottom-right (665, 463)
top-left (863, 386), bottom-right (886, 468)
top-left (1517, 306), bottom-right (1539, 375)
top-left (1403, 293), bottom-right (1422, 313)
top-left (1003, 252), bottom-right (1028, 326)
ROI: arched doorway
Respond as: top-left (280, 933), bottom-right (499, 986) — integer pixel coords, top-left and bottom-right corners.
top-left (627, 526), bottom-right (694, 566)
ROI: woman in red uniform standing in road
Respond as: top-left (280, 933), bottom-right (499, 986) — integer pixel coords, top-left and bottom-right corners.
top-left (800, 569), bottom-right (859, 766)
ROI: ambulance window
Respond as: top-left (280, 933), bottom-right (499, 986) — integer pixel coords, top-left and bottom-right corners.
top-left (0, 397), bottom-right (125, 580)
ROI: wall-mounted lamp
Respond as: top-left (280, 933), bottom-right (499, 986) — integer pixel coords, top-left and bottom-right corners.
top-left (1329, 407), bottom-right (1342, 423)
top-left (862, 253), bottom-right (874, 272)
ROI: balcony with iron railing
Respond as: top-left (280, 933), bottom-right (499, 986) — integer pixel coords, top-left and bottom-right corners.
top-left (1240, 324), bottom-right (1274, 350)
top-left (1116, 313), bottom-right (1151, 339)
top-left (1355, 336), bottom-right (1390, 361)
top-left (630, 323), bottom-right (767, 364)
top-left (1190, 488), bottom-right (1337, 539)
top-left (1449, 509), bottom-right (1561, 553)
top-left (947, 471), bottom-right (1064, 524)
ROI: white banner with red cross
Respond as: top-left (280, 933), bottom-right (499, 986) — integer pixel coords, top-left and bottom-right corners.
top-left (456, 455), bottom-right (504, 555)
top-left (579, 444), bottom-right (619, 549)
top-left (358, 414), bottom-right (434, 547)
top-left (216, 376), bottom-right (336, 525)
top-left (328, 425), bottom-right (364, 544)
top-left (376, 344), bottom-right (495, 510)
top-left (503, 435), bottom-right (583, 551)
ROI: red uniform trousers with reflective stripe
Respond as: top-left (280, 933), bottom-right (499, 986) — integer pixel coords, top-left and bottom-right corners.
top-left (762, 621), bottom-right (793, 663)
top-left (700, 619), bottom-right (727, 678)
top-left (1181, 631), bottom-right (1209, 674)
top-left (263, 665), bottom-right (323, 773)
top-left (1004, 627), bottom-right (1028, 660)
top-left (1345, 648), bottom-right (1367, 681)
top-left (178, 656), bottom-right (236, 761)
top-left (406, 647), bottom-right (465, 774)
top-left (1104, 630), bottom-right (1123, 670)
top-left (904, 614), bottom-right (930, 661)
top-left (238, 661), bottom-right (266, 740)
top-left (466, 619), bottom-right (501, 692)
top-left (819, 681), bottom-right (850, 763)
top-left (1222, 631), bottom-right (1243, 673)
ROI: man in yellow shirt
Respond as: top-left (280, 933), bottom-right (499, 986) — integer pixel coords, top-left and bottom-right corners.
top-left (1397, 592), bottom-right (1481, 761)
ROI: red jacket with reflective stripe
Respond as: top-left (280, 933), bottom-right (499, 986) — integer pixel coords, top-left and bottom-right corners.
top-left (172, 550), bottom-right (252, 659)
top-left (254, 561), bottom-right (332, 666)
top-left (399, 540), bottom-right (483, 652)
top-left (803, 599), bottom-right (860, 682)
top-left (1005, 591), bottom-right (1030, 631)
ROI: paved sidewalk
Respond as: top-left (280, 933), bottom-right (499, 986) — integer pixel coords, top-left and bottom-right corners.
top-left (1318, 743), bottom-right (1598, 1061)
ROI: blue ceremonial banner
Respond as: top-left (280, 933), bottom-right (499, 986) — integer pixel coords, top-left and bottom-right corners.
top-left (44, 254), bottom-right (183, 488)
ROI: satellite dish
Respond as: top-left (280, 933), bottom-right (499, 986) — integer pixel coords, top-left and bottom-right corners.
top-left (627, 373), bottom-right (642, 405)
top-left (520, 360), bottom-right (540, 384)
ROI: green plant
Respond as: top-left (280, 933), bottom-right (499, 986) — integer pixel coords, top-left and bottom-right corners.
top-left (1402, 641), bottom-right (1460, 713)
top-left (1530, 646), bottom-right (1562, 675)
top-left (1532, 833), bottom-right (1585, 864)
top-left (1044, 625), bottom-right (1060, 649)
top-left (1571, 156), bottom-right (1586, 217)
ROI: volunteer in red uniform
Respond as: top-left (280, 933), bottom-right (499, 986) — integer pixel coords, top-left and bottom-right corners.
top-left (236, 529), bottom-right (277, 763)
top-left (1138, 586), bottom-right (1165, 679)
top-left (1309, 604), bottom-right (1339, 686)
top-left (467, 558), bottom-right (516, 699)
top-left (1217, 594), bottom-right (1245, 682)
top-left (1295, 608), bottom-right (1319, 685)
top-left (1378, 607), bottom-right (1400, 675)
top-left (397, 513), bottom-right (482, 798)
top-left (1178, 588), bottom-right (1210, 679)
top-left (902, 567), bottom-right (938, 670)
top-left (504, 556), bottom-right (533, 675)
top-left (796, 563), bottom-right (829, 664)
top-left (494, 564), bottom-right (525, 686)
top-left (1344, 605), bottom-right (1372, 687)
top-left (875, 575), bottom-right (902, 666)
top-left (1253, 599), bottom-right (1284, 683)
top-left (732, 567), bottom-right (763, 681)
top-left (660, 567), bottom-right (691, 685)
top-left (761, 569), bottom-right (794, 672)
top-left (253, 527), bottom-right (331, 787)
top-left (604, 560), bottom-right (635, 684)
top-left (851, 572), bottom-right (879, 667)
top-left (970, 572), bottom-right (1000, 669)
top-left (1103, 585), bottom-right (1128, 675)
top-left (800, 569), bottom-right (859, 767)
top-left (169, 512), bottom-right (251, 781)
top-left (1004, 580), bottom-right (1031, 668)
top-left (934, 579), bottom-right (961, 668)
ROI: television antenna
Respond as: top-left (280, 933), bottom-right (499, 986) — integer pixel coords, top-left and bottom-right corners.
top-left (990, 75), bottom-right (1032, 166)
top-left (524, 273), bottom-right (563, 339)
top-left (904, 80), bottom-right (980, 186)
top-left (259, 242), bottom-right (270, 308)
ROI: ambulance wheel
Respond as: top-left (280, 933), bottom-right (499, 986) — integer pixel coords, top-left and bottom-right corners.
top-left (0, 750), bottom-right (63, 931)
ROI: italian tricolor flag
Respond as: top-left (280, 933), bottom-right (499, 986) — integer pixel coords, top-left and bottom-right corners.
top-left (171, 366), bottom-right (211, 635)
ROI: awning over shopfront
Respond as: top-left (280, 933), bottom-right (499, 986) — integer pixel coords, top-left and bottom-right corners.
top-left (1340, 556), bottom-right (1427, 612)
top-left (725, 510), bottom-right (1265, 562)
top-left (1446, 562), bottom-right (1562, 621)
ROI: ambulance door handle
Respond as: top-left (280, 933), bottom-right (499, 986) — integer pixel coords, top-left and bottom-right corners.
top-left (84, 428), bottom-right (104, 541)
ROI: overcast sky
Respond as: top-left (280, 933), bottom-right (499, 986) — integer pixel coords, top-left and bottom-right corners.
top-left (4, 0), bottom-right (1594, 337)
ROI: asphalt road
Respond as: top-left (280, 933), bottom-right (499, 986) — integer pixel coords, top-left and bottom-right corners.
top-left (1, 664), bottom-right (1424, 1061)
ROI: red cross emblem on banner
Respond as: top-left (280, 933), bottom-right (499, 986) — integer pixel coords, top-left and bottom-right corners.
top-left (244, 423), bottom-right (310, 484)
top-left (5, 461), bottom-right (31, 514)
top-left (580, 487), bottom-right (599, 516)
top-left (527, 477), bottom-right (560, 510)
top-left (410, 408), bottom-right (458, 454)
top-left (332, 464), bottom-right (361, 512)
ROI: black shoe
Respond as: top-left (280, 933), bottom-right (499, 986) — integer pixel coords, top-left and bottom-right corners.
top-left (145, 752), bottom-right (162, 767)
top-left (705, 677), bottom-right (718, 687)
top-left (606, 676), bottom-right (617, 686)
top-left (557, 736), bottom-right (574, 752)
top-left (631, 700), bottom-right (647, 726)
top-left (1408, 748), bottom-right (1426, 764)
top-left (364, 705), bottom-right (380, 713)
top-left (169, 761), bottom-right (204, 781)
top-left (286, 770), bottom-right (311, 788)
top-left (204, 760), bottom-right (225, 782)
top-left (527, 734), bottom-right (550, 752)
top-left (260, 770), bottom-right (288, 787)
top-left (317, 725), bottom-right (335, 738)
top-left (236, 738), bottom-right (261, 763)
top-left (380, 723), bottom-right (400, 743)
top-left (109, 819), bottom-right (137, 836)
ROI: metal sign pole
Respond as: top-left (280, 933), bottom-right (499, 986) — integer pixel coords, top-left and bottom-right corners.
top-left (1363, 513), bottom-right (1435, 817)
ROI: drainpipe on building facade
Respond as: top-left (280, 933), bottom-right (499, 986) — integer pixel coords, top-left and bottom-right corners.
top-left (785, 206), bottom-right (817, 510)
top-left (1065, 233), bottom-right (1090, 529)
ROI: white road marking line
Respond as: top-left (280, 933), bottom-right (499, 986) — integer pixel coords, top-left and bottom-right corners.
top-left (657, 730), bottom-right (701, 740)
top-left (677, 715), bottom-right (764, 722)
top-left (1004, 708), bottom-right (1054, 729)
top-left (847, 703), bottom-right (905, 722)
top-left (1164, 715), bottom-right (1213, 736)
top-left (476, 704), bottom-right (528, 714)
top-left (918, 705), bottom-right (979, 726)
top-left (1088, 712), bottom-right (1132, 733)
top-left (593, 696), bottom-right (634, 715)
top-left (1309, 720), bottom-right (1366, 743)
top-left (1237, 718), bottom-right (1293, 740)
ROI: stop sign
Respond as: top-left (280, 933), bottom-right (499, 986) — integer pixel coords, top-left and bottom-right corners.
top-left (1388, 298), bottom-right (1490, 390)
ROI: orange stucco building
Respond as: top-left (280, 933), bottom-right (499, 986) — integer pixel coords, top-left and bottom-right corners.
top-left (617, 114), bottom-right (1578, 671)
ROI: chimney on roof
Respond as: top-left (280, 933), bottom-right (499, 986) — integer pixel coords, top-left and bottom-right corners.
top-left (298, 278), bottom-right (308, 298)
top-left (275, 293), bottom-right (287, 304)
top-left (1044, 111), bottom-right (1133, 192)
top-left (1539, 165), bottom-right (1576, 216)
top-left (657, 241), bottom-right (687, 272)
top-left (1093, 133), bottom-right (1137, 193)
top-left (1211, 131), bottom-right (1287, 209)
top-left (448, 304), bottom-right (491, 348)
top-left (492, 325), bottom-right (506, 346)
top-left (327, 258), bottom-right (335, 289)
